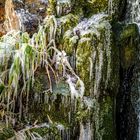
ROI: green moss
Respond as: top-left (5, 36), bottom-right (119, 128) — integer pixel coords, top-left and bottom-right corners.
top-left (0, 123), bottom-right (14, 140)
top-left (63, 31), bottom-right (78, 55)
top-left (71, 0), bottom-right (84, 16)
top-left (124, 46), bottom-right (135, 64)
top-left (33, 68), bottom-right (49, 94)
top-left (101, 96), bottom-right (114, 140)
top-left (95, 96), bottom-right (115, 140)
top-left (71, 0), bottom-right (109, 17)
top-left (30, 124), bottom-right (61, 140)
top-left (76, 38), bottom-right (94, 96)
top-left (83, 0), bottom-right (108, 17)
top-left (120, 24), bottom-right (139, 40)
top-left (56, 14), bottom-right (79, 45)
top-left (48, 0), bottom-right (57, 15)
top-left (115, 23), bottom-right (139, 69)
top-left (121, 40), bottom-right (138, 69)
top-left (76, 99), bottom-right (93, 122)
top-left (0, 83), bottom-right (5, 94)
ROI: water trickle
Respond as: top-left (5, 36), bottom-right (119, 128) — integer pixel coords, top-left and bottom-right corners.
top-left (79, 122), bottom-right (93, 140)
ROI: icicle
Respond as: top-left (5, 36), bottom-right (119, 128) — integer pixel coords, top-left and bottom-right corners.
top-left (66, 75), bottom-right (85, 99)
top-left (108, 0), bottom-right (113, 15)
top-left (68, 111), bottom-right (71, 123)
top-left (94, 47), bottom-right (104, 96)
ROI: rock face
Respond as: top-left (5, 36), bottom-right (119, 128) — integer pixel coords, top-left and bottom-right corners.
top-left (4, 0), bottom-right (47, 34)
top-left (4, 0), bottom-right (20, 32)
top-left (0, 0), bottom-right (5, 36)
top-left (0, 0), bottom-right (140, 140)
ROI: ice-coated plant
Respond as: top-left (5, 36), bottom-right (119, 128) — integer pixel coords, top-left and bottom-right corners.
top-left (0, 15), bottom-right (85, 124)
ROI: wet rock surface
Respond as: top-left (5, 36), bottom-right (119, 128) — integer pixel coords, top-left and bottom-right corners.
top-left (115, 23), bottom-right (140, 140)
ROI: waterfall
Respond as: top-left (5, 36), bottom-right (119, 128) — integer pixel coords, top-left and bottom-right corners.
top-left (131, 33), bottom-right (140, 139)
top-left (126, 0), bottom-right (140, 139)
top-left (126, 0), bottom-right (140, 28)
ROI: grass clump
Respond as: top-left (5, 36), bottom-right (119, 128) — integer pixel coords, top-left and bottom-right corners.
top-left (0, 15), bottom-right (85, 126)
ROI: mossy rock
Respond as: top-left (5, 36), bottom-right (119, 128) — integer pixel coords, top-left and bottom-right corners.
top-left (94, 96), bottom-right (115, 140)
top-left (47, 0), bottom-right (121, 17)
top-left (115, 23), bottom-right (139, 69)
top-left (120, 24), bottom-right (139, 40)
top-left (72, 0), bottom-right (120, 17)
top-left (30, 124), bottom-right (62, 140)
top-left (76, 38), bottom-right (94, 96)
